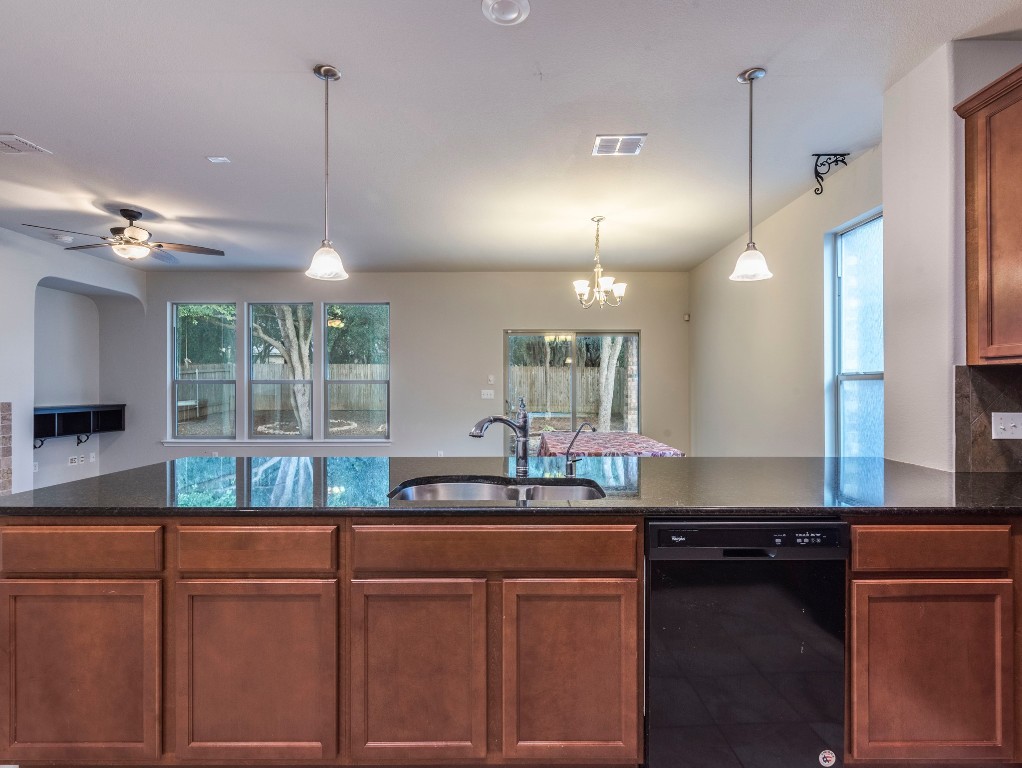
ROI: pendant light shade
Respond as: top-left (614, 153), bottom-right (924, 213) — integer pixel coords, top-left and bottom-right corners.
top-left (730, 66), bottom-right (773, 282)
top-left (306, 64), bottom-right (349, 281)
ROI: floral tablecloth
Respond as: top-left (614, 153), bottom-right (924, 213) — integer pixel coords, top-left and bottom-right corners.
top-left (537, 431), bottom-right (684, 458)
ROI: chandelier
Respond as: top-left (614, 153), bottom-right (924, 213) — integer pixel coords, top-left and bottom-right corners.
top-left (572, 216), bottom-right (626, 309)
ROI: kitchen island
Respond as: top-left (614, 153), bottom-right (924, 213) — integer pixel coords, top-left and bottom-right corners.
top-left (1, 455), bottom-right (1021, 767)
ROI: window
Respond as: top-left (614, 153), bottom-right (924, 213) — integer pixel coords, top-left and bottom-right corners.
top-left (325, 303), bottom-right (390, 439)
top-left (250, 303), bottom-right (313, 439)
top-left (835, 215), bottom-right (883, 457)
top-left (172, 304), bottom-right (236, 438)
top-left (505, 332), bottom-right (639, 450)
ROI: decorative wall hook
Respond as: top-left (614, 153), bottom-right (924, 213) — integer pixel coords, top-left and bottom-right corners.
top-left (812, 153), bottom-right (850, 195)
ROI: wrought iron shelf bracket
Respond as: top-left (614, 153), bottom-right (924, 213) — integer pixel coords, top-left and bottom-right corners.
top-left (812, 153), bottom-right (850, 195)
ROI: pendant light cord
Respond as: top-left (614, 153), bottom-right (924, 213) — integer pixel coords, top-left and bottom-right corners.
top-left (748, 76), bottom-right (754, 244)
top-left (324, 74), bottom-right (330, 243)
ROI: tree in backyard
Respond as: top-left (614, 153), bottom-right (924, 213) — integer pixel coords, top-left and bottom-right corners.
top-left (596, 336), bottom-right (624, 431)
top-left (251, 304), bottom-right (314, 435)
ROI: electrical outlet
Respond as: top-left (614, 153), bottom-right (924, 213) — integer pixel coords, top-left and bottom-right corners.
top-left (68, 456), bottom-right (78, 466)
top-left (992, 412), bottom-right (1022, 439)
top-left (32, 462), bottom-right (38, 473)
top-left (89, 452), bottom-right (96, 463)
top-left (487, 374), bottom-right (495, 385)
top-left (481, 389), bottom-right (495, 400)
top-left (437, 450), bottom-right (444, 457)
top-left (79, 455), bottom-right (85, 465)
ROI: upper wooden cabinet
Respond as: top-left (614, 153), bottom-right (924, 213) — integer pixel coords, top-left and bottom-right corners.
top-left (956, 63), bottom-right (1022, 364)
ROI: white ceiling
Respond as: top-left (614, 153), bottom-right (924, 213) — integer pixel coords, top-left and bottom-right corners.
top-left (1, 0), bottom-right (1021, 274)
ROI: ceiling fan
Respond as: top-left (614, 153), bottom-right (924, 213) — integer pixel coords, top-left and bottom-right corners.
top-left (23, 208), bottom-right (225, 264)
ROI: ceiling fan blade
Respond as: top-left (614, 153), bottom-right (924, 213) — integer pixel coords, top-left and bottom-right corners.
top-left (149, 249), bottom-right (179, 265)
top-left (151, 242), bottom-right (225, 256)
top-left (64, 243), bottom-right (114, 251)
top-left (22, 224), bottom-right (106, 239)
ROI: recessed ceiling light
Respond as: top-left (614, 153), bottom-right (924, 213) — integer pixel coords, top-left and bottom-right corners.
top-left (593, 135), bottom-right (647, 156)
top-left (206, 156), bottom-right (231, 164)
top-left (482, 0), bottom-right (530, 25)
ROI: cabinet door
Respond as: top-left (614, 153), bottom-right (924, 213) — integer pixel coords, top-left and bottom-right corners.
top-left (0, 579), bottom-right (160, 761)
top-left (502, 578), bottom-right (639, 761)
top-left (350, 579), bottom-right (487, 761)
top-left (174, 579), bottom-right (337, 760)
top-left (850, 578), bottom-right (1013, 761)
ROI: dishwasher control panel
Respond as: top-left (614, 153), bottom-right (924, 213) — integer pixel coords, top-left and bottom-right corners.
top-left (649, 521), bottom-right (849, 560)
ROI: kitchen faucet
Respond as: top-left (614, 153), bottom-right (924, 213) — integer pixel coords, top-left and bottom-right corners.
top-left (564, 422), bottom-right (596, 478)
top-left (469, 397), bottom-right (530, 478)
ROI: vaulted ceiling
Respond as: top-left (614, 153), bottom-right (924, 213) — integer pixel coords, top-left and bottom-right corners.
top-left (1, 0), bottom-right (1021, 273)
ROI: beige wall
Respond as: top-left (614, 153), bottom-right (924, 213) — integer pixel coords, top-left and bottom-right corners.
top-left (689, 147), bottom-right (882, 456)
top-left (97, 269), bottom-right (690, 473)
top-left (33, 286), bottom-right (104, 487)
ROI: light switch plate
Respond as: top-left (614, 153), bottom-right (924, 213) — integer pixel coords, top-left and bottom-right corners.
top-left (992, 412), bottom-right (1022, 439)
top-left (481, 389), bottom-right (495, 400)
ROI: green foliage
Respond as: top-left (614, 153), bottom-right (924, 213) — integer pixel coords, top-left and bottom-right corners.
top-left (327, 304), bottom-right (389, 365)
top-left (174, 304), bottom-right (236, 370)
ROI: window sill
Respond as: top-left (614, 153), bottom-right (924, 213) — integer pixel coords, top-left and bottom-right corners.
top-left (162, 439), bottom-right (392, 448)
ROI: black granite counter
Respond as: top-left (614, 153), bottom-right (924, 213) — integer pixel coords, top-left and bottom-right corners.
top-left (3, 455), bottom-right (1022, 517)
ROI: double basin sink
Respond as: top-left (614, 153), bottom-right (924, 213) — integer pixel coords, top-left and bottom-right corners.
top-left (389, 475), bottom-right (606, 502)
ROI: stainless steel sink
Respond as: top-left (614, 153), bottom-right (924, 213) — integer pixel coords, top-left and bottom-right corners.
top-left (388, 476), bottom-right (606, 502)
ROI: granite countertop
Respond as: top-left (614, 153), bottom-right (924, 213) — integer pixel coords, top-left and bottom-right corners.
top-left (3, 455), bottom-right (1022, 517)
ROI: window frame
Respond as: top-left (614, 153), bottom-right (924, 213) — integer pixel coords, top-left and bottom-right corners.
top-left (170, 303), bottom-right (237, 440)
top-left (248, 302), bottom-right (315, 441)
top-left (833, 212), bottom-right (884, 458)
top-left (323, 302), bottom-right (391, 441)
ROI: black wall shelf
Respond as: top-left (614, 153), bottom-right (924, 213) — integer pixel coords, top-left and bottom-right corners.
top-left (33, 404), bottom-right (125, 449)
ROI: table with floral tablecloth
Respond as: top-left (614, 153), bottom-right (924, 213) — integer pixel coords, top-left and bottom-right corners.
top-left (537, 431), bottom-right (684, 457)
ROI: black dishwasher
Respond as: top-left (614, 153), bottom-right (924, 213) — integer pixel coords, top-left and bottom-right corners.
top-left (646, 520), bottom-right (848, 768)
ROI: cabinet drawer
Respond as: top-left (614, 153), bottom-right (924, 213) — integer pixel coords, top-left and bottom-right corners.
top-left (177, 526), bottom-right (337, 572)
top-left (351, 524), bottom-right (638, 574)
top-left (0, 525), bottom-right (162, 573)
top-left (851, 525), bottom-right (1010, 572)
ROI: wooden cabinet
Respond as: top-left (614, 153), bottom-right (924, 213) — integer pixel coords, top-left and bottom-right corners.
top-left (349, 522), bottom-right (643, 765)
top-left (0, 578), bottom-right (161, 761)
top-left (349, 578), bottom-right (487, 760)
top-left (502, 578), bottom-right (638, 761)
top-left (955, 63), bottom-right (1022, 364)
top-left (174, 578), bottom-right (338, 760)
top-left (850, 524), bottom-right (1014, 762)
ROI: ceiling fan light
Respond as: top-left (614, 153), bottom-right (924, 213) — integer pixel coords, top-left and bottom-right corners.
top-left (123, 225), bottom-right (150, 241)
top-left (729, 244), bottom-right (773, 281)
top-left (306, 241), bottom-right (349, 281)
top-left (111, 243), bottom-right (150, 260)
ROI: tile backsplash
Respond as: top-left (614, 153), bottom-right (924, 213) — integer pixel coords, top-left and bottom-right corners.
top-left (955, 365), bottom-right (1022, 471)
top-left (0, 402), bottom-right (10, 494)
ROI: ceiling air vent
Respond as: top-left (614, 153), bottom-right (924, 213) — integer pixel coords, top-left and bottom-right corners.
top-left (592, 134), bottom-right (647, 156)
top-left (0, 135), bottom-right (52, 155)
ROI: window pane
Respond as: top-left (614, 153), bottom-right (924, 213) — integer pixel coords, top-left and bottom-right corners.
top-left (328, 382), bottom-right (388, 437)
top-left (250, 303), bottom-right (314, 380)
top-left (250, 456), bottom-right (313, 507)
top-left (326, 304), bottom-right (389, 375)
top-left (326, 457), bottom-right (389, 507)
top-left (576, 335), bottom-right (637, 432)
top-left (175, 304), bottom-right (236, 380)
top-left (174, 382), bottom-right (236, 438)
top-left (839, 217), bottom-right (883, 373)
top-left (172, 456), bottom-right (237, 507)
top-left (839, 378), bottom-right (884, 458)
top-left (251, 382), bottom-right (312, 438)
top-left (507, 334), bottom-right (573, 434)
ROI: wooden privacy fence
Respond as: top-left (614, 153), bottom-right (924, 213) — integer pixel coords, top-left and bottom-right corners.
top-left (509, 366), bottom-right (627, 414)
top-left (178, 364), bottom-right (389, 412)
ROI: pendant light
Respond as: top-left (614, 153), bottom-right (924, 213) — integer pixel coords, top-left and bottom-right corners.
top-left (729, 67), bottom-right (773, 282)
top-left (573, 216), bottom-right (626, 309)
top-left (305, 64), bottom-right (349, 281)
